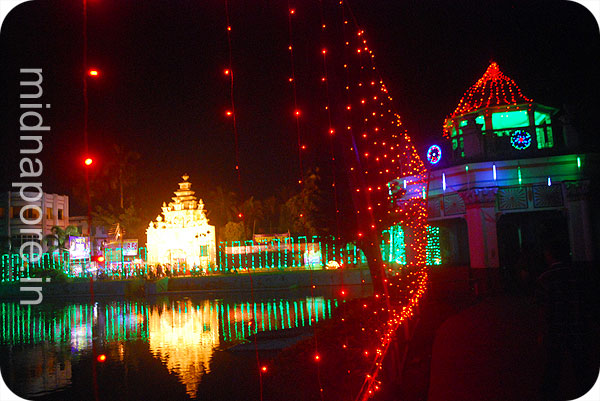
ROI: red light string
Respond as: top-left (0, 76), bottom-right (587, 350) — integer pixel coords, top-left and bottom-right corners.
top-left (224, 0), bottom-right (242, 192)
top-left (334, 0), bottom-right (429, 397)
top-left (319, 0), bottom-right (353, 369)
top-left (224, 3), bottom-right (261, 399)
top-left (443, 61), bottom-right (533, 137)
top-left (338, 1), bottom-right (386, 297)
top-left (337, 0), bottom-right (368, 225)
top-left (82, 2), bottom-right (100, 400)
top-left (350, 21), bottom-right (396, 321)
top-left (287, 4), bottom-right (323, 398)
top-left (83, 0), bottom-right (88, 156)
top-left (355, 268), bottom-right (429, 400)
top-left (318, 5), bottom-right (341, 241)
top-left (287, 3), bottom-right (304, 185)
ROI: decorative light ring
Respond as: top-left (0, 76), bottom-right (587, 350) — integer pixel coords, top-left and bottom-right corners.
top-left (510, 130), bottom-right (531, 150)
top-left (426, 145), bottom-right (442, 164)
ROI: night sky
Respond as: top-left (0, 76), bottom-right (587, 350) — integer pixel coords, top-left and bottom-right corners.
top-left (1, 0), bottom-right (598, 222)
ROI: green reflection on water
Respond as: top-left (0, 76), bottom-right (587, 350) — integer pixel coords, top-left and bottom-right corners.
top-left (1, 295), bottom-right (336, 398)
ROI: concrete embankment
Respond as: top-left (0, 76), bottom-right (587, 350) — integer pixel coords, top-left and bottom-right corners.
top-left (0, 279), bottom-right (145, 300)
top-left (0, 268), bottom-right (372, 300)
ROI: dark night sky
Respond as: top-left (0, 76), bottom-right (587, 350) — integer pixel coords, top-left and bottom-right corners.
top-left (1, 0), bottom-right (599, 222)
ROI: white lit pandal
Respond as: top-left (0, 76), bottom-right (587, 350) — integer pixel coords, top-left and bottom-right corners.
top-left (146, 175), bottom-right (216, 268)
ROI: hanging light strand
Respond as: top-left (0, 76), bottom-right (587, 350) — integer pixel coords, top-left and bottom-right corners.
top-left (287, 2), bottom-right (304, 185)
top-left (318, 1), bottom-right (341, 238)
top-left (225, 0), bottom-right (242, 192)
top-left (224, 3), bottom-right (262, 400)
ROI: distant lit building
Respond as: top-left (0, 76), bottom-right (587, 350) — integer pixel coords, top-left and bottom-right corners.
top-left (0, 191), bottom-right (70, 253)
top-left (426, 62), bottom-right (598, 268)
top-left (146, 175), bottom-right (216, 267)
top-left (69, 216), bottom-right (108, 257)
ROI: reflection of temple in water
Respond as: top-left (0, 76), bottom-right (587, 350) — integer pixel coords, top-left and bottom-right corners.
top-left (0, 296), bottom-right (339, 399)
top-left (147, 299), bottom-right (219, 398)
top-left (1, 346), bottom-right (72, 397)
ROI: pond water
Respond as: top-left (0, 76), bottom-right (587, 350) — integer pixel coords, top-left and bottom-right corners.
top-left (0, 286), bottom-right (368, 400)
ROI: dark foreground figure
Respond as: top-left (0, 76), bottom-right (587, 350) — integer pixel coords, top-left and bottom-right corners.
top-left (536, 240), bottom-right (598, 400)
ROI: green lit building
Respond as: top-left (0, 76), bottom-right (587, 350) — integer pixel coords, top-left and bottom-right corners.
top-left (426, 62), bottom-right (598, 269)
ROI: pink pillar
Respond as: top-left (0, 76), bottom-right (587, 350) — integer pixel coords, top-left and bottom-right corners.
top-left (565, 181), bottom-right (594, 262)
top-left (461, 188), bottom-right (499, 268)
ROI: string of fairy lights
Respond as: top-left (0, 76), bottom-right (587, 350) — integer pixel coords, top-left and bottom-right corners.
top-left (287, 3), bottom-right (305, 186)
top-left (335, 0), bottom-right (429, 398)
top-left (224, 0), bottom-right (242, 191)
top-left (286, 4), bottom-right (326, 397)
top-left (58, 0), bottom-right (432, 399)
top-left (318, 0), bottom-right (341, 237)
top-left (222, 3), bottom-right (265, 400)
top-left (443, 62), bottom-right (533, 137)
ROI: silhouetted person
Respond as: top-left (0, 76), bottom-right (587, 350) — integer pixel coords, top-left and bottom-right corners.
top-left (536, 240), bottom-right (595, 400)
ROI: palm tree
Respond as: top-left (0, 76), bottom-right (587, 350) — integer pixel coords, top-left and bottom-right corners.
top-left (205, 186), bottom-right (238, 228)
top-left (43, 225), bottom-right (80, 254)
top-left (108, 144), bottom-right (141, 210)
top-left (262, 196), bottom-right (279, 234)
top-left (239, 196), bottom-right (264, 239)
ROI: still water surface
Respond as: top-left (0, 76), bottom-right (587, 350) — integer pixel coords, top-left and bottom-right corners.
top-left (0, 287), bottom-right (365, 400)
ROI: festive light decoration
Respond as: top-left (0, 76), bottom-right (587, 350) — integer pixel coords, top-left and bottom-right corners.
top-left (510, 130), bottom-right (532, 150)
top-left (328, 2), bottom-right (430, 398)
top-left (146, 175), bottom-right (216, 267)
top-left (224, 0), bottom-right (242, 188)
top-left (381, 225), bottom-right (441, 266)
top-left (0, 2), bottom-right (431, 399)
top-left (426, 145), bottom-right (442, 164)
top-left (287, 2), bottom-right (305, 184)
top-left (425, 226), bottom-right (442, 266)
top-left (443, 62), bottom-right (532, 137)
top-left (84, 157), bottom-right (93, 166)
top-left (356, 267), bottom-right (429, 400)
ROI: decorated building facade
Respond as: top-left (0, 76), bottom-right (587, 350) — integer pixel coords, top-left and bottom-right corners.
top-left (146, 175), bottom-right (216, 268)
top-left (426, 62), bottom-right (598, 268)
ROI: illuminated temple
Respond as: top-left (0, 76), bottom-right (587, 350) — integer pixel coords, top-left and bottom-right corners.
top-left (146, 175), bottom-right (216, 267)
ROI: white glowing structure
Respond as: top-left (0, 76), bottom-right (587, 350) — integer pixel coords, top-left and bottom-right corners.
top-left (146, 175), bottom-right (216, 267)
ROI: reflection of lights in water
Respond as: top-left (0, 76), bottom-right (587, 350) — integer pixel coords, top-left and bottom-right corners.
top-left (219, 297), bottom-right (335, 342)
top-left (70, 324), bottom-right (92, 351)
top-left (147, 300), bottom-right (219, 398)
top-left (1, 296), bottom-right (339, 398)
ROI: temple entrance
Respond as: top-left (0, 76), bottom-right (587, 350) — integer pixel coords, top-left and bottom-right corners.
top-left (434, 218), bottom-right (470, 266)
top-left (167, 249), bottom-right (187, 265)
top-left (497, 210), bottom-right (570, 269)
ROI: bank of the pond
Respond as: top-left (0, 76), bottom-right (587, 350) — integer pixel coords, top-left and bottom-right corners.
top-left (0, 268), bottom-right (372, 299)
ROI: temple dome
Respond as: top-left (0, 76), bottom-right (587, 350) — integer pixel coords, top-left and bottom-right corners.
top-left (443, 62), bottom-right (532, 135)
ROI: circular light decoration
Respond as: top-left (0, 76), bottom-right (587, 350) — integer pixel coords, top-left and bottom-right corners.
top-left (511, 130), bottom-right (532, 150)
top-left (426, 145), bottom-right (442, 164)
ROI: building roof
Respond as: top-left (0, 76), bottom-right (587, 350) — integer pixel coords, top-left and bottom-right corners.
top-left (447, 61), bottom-right (532, 119)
